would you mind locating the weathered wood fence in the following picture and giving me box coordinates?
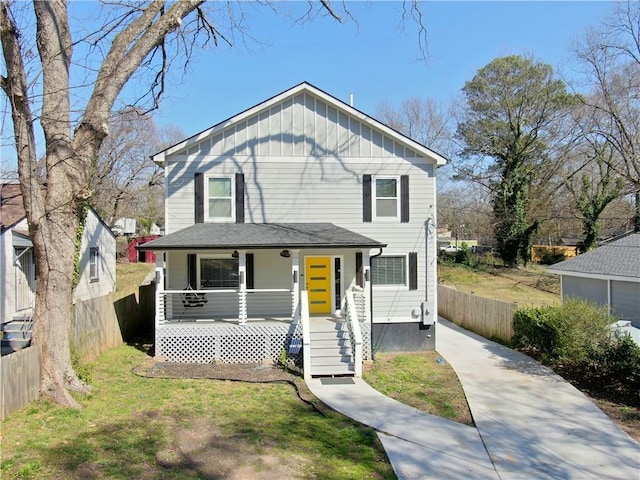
[1,282,154,420]
[1,346,41,421]
[438,284,516,344]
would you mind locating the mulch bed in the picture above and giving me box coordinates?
[134,359,298,383]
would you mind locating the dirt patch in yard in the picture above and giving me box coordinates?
[155,418,310,480]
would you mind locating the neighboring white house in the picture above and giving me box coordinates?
[140,82,446,377]
[547,233,640,326]
[1,183,117,329]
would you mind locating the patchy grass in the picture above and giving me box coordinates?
[1,346,394,480]
[114,262,154,299]
[438,263,560,306]
[364,352,473,426]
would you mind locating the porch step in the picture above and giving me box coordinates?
[309,318,355,377]
[1,318,33,356]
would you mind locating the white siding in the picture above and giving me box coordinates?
[163,92,439,324]
[561,276,608,306]
[1,219,31,324]
[611,280,640,325]
[74,209,116,302]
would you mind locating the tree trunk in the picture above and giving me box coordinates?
[635,191,640,233]
[30,199,86,407]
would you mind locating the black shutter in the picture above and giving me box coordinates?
[187,254,197,288]
[235,173,245,224]
[363,174,372,223]
[408,252,418,291]
[356,252,363,287]
[246,253,254,289]
[194,173,204,223]
[401,175,409,223]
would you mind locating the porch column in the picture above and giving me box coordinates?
[155,253,165,353]
[363,249,371,323]
[291,249,300,317]
[238,250,247,325]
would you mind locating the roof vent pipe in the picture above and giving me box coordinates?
[350,92,354,107]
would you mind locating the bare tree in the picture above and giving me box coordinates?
[1,0,426,407]
[375,97,453,157]
[573,0,640,231]
[92,109,184,227]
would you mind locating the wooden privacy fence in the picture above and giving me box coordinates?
[1,282,154,420]
[1,346,41,421]
[438,285,516,344]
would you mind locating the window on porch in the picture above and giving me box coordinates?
[199,257,239,289]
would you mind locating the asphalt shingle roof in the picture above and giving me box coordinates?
[138,223,386,250]
[0,183,25,232]
[547,234,640,280]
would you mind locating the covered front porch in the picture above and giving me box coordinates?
[139,223,384,372]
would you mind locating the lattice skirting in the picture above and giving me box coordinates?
[360,321,372,360]
[156,323,303,365]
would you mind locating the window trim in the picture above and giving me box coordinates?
[204,175,236,222]
[89,247,100,282]
[371,255,407,288]
[197,254,239,290]
[373,176,400,221]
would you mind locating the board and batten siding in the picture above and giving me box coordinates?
[163,91,438,325]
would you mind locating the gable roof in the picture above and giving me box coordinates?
[138,223,386,251]
[0,182,116,239]
[151,81,448,166]
[547,233,640,282]
[0,183,26,232]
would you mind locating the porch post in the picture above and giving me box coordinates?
[155,253,165,356]
[238,250,247,325]
[291,249,300,317]
[363,249,371,323]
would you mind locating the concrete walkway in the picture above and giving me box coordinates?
[307,319,640,479]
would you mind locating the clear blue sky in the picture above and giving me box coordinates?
[147,1,615,136]
[0,1,617,167]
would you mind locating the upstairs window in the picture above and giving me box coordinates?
[89,247,100,282]
[374,177,399,219]
[206,176,235,221]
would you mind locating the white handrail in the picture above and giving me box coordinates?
[163,288,291,294]
[300,290,311,380]
[346,290,363,377]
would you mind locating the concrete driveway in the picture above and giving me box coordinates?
[437,318,640,480]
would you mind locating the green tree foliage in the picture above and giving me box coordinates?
[456,55,575,266]
[565,143,624,252]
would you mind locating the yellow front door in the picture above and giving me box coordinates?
[305,257,332,314]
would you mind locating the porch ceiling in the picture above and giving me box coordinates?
[138,222,386,251]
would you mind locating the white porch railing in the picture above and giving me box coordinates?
[300,290,311,380]
[156,289,294,324]
[343,290,363,378]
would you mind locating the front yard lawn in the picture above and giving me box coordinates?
[0,346,394,480]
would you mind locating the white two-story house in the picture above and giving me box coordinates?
[140,82,446,378]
